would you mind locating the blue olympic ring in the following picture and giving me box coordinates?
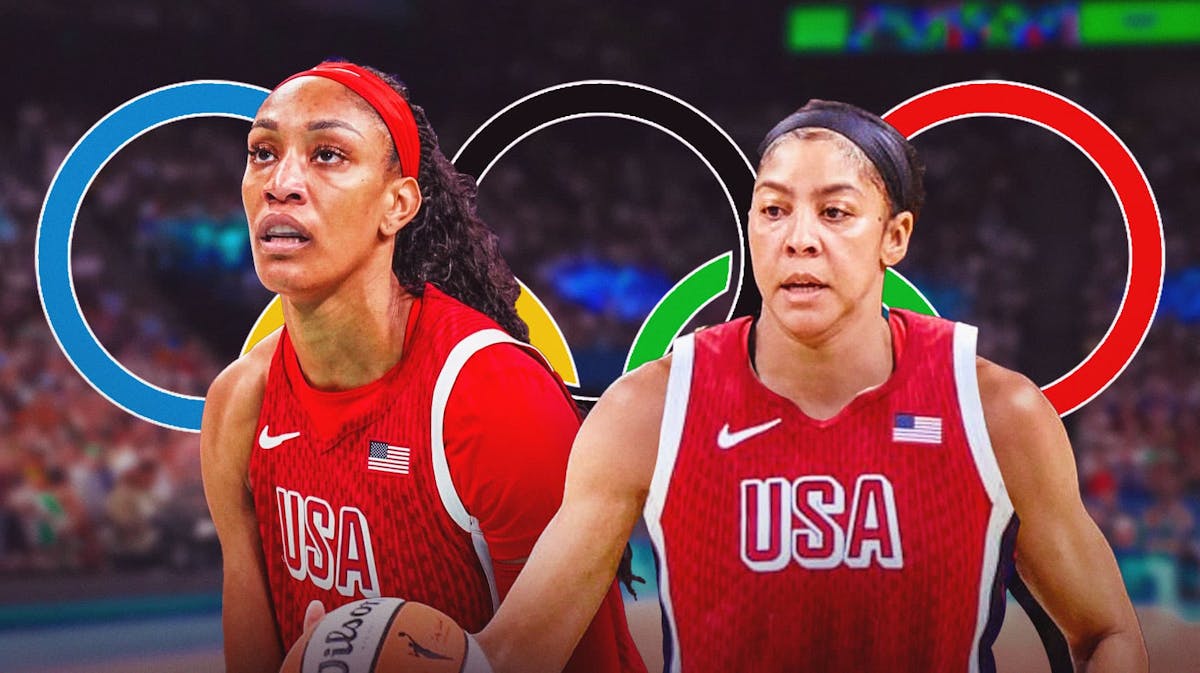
[35,81,270,432]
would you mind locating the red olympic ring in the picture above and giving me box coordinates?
[883,81,1163,416]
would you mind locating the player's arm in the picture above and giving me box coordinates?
[979,358,1147,672]
[200,339,282,673]
[473,357,668,673]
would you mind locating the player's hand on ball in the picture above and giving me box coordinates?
[303,600,327,633]
[279,597,492,673]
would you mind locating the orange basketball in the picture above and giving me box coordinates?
[280,597,490,673]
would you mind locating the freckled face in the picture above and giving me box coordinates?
[749,134,911,342]
[242,76,400,300]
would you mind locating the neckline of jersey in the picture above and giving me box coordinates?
[738,309,913,429]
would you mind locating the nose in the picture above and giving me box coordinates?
[263,150,307,205]
[784,213,821,257]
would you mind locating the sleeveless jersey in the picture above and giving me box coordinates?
[643,310,1018,673]
[249,285,545,648]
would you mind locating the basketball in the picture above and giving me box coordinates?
[280,597,491,673]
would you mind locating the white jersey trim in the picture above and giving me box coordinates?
[953,322,1016,673]
[431,328,542,613]
[643,332,695,673]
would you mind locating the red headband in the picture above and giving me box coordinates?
[278,61,421,178]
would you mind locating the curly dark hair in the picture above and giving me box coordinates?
[359,65,529,342]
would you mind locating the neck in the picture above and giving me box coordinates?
[752,304,894,421]
[282,267,414,391]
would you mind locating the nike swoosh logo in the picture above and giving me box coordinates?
[717,418,782,449]
[258,425,301,450]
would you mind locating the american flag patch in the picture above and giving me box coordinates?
[367,440,411,475]
[893,414,942,444]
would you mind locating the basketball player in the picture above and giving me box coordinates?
[475,100,1147,672]
[200,61,644,673]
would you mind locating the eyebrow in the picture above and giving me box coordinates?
[249,118,365,138]
[307,119,365,137]
[754,180,793,196]
[815,183,864,197]
[754,180,868,199]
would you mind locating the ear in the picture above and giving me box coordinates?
[380,175,422,238]
[880,210,913,267]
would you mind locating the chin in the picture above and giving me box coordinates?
[769,301,840,342]
[253,263,310,298]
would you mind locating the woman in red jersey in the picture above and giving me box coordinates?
[475,100,1147,673]
[200,61,644,673]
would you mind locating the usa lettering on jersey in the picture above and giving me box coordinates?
[740,474,903,571]
[276,487,381,597]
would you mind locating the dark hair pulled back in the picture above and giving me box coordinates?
[364,66,529,342]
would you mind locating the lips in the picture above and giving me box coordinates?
[255,213,312,254]
[780,272,828,293]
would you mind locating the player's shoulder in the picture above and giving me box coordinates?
[203,331,279,432]
[599,315,745,409]
[975,355,1053,425]
[448,338,576,422]
[459,339,547,377]
[975,355,1067,470]
[588,354,672,435]
[450,336,562,397]
[611,353,672,403]
[200,332,280,488]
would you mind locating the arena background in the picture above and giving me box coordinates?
[1,1,1198,671]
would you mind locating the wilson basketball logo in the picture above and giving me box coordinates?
[276,487,381,597]
[740,474,903,572]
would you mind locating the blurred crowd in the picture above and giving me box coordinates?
[0,103,223,576]
[1,64,1198,610]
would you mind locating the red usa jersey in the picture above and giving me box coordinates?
[249,285,543,648]
[643,310,1017,673]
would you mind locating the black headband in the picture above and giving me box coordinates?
[757,108,916,215]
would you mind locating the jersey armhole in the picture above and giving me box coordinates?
[642,332,694,673]
[952,322,1010,507]
[429,328,546,612]
[953,321,1019,673]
